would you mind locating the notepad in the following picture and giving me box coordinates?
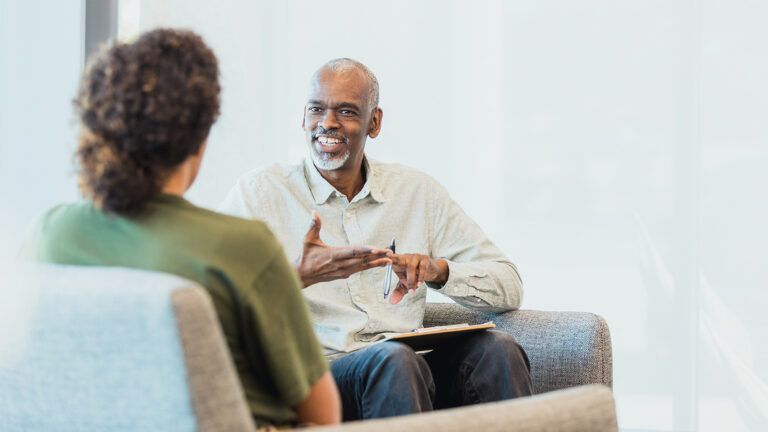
[385,321,495,351]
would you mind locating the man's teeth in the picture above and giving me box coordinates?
[317,136,342,144]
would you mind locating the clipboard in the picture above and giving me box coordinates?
[384,321,495,351]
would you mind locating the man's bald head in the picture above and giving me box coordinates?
[311,58,379,110]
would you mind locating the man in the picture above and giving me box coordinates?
[220,58,532,420]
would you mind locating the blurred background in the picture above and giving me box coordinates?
[1,1,766,430]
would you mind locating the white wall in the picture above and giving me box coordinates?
[128,1,768,430]
[0,0,764,430]
[698,1,768,429]
[0,1,82,262]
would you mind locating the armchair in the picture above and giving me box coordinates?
[423,304,613,394]
[0,264,616,432]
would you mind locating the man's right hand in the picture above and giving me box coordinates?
[295,212,392,287]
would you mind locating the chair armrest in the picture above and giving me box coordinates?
[172,287,256,432]
[310,385,617,432]
[423,304,612,394]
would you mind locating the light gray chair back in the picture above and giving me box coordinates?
[0,263,255,432]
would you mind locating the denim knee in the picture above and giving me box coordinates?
[368,341,423,370]
[358,342,435,417]
[366,342,432,385]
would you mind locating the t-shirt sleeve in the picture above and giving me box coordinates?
[242,247,328,407]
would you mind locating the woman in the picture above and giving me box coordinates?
[23,29,340,428]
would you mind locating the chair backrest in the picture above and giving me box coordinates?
[0,263,254,432]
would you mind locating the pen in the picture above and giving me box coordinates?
[382,238,396,298]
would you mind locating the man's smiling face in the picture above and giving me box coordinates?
[302,68,375,172]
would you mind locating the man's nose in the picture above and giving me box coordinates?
[318,109,340,130]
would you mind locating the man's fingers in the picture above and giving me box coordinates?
[365,257,392,269]
[304,211,323,243]
[333,246,390,260]
[334,257,391,274]
[406,255,419,290]
[418,257,429,285]
[389,254,433,287]
[389,254,412,273]
[392,270,409,287]
[332,246,370,260]
[389,282,408,305]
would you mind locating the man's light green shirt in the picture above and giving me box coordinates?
[220,158,523,357]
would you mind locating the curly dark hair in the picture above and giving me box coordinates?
[74,28,220,215]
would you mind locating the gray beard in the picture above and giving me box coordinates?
[311,147,350,170]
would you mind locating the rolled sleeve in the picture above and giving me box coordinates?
[427,259,523,312]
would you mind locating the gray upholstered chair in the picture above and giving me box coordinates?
[422,304,613,395]
[0,264,617,432]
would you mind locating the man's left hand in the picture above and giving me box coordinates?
[389,254,449,304]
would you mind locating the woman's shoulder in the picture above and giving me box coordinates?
[21,201,103,260]
[35,201,101,232]
[187,205,284,261]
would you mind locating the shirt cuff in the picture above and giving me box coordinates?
[425,260,486,298]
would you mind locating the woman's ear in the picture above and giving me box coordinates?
[196,140,208,157]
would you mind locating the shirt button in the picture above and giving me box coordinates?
[354,295,361,302]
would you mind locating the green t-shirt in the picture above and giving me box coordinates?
[23,194,328,427]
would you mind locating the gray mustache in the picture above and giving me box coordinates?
[312,127,347,142]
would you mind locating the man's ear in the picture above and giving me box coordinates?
[368,107,383,139]
[301,108,306,129]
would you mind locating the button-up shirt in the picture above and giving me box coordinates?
[219,157,523,356]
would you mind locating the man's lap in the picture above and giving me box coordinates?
[330,330,527,383]
[328,331,531,419]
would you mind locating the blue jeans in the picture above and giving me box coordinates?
[330,330,533,420]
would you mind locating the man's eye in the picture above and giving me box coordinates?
[307,107,322,113]
[339,110,356,116]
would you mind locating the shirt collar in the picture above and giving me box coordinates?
[303,156,387,205]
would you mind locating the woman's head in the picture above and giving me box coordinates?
[75,28,220,215]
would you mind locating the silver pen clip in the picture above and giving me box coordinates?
[382,238,396,298]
